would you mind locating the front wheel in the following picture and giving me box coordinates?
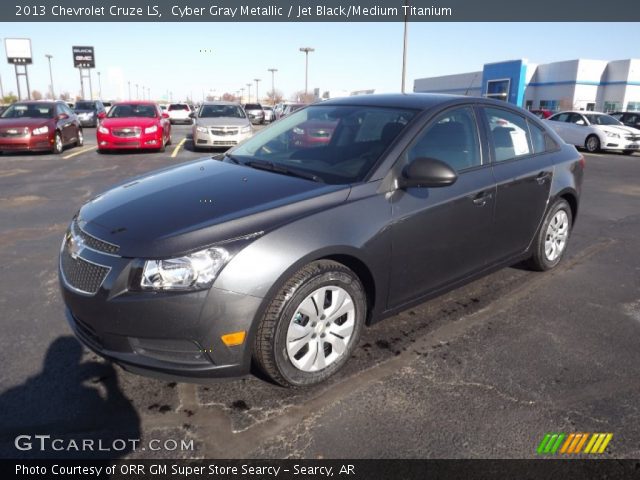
[622,150,635,155]
[585,135,600,153]
[76,128,84,147]
[527,199,573,271]
[52,132,63,154]
[254,260,366,387]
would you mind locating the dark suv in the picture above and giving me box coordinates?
[243,103,265,125]
[610,111,640,130]
[74,100,106,127]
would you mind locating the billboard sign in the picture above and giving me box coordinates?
[72,46,95,68]
[5,38,32,64]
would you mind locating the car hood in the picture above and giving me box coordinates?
[78,159,349,258]
[196,118,250,127]
[0,118,51,128]
[101,117,158,128]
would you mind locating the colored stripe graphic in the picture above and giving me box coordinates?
[538,433,612,455]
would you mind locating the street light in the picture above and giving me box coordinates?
[45,54,55,99]
[299,47,315,97]
[246,83,252,103]
[97,71,102,99]
[135,83,139,100]
[128,81,131,100]
[401,0,409,93]
[240,87,245,103]
[254,78,261,103]
[268,68,278,104]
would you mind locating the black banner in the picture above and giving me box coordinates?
[4,459,640,480]
[3,0,640,22]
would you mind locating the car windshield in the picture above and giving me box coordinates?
[0,103,55,119]
[75,101,95,110]
[584,114,621,126]
[244,104,261,110]
[228,105,416,185]
[199,105,245,118]
[107,104,157,118]
[169,104,189,111]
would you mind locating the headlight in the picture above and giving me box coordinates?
[196,126,208,133]
[605,131,620,139]
[32,126,49,135]
[141,247,230,291]
[98,126,109,134]
[144,125,158,134]
[241,125,251,134]
[292,127,305,135]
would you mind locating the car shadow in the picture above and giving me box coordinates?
[0,337,140,459]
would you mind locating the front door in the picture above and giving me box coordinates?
[388,106,496,308]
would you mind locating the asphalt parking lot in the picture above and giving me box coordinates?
[0,125,639,459]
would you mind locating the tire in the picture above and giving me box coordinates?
[166,134,172,146]
[52,132,63,154]
[254,260,366,387]
[622,150,635,155]
[585,135,600,153]
[526,199,573,271]
[76,128,84,147]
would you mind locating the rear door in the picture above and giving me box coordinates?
[480,106,554,262]
[388,105,496,307]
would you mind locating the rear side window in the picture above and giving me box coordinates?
[550,113,570,123]
[528,121,546,154]
[483,107,532,163]
[408,106,481,172]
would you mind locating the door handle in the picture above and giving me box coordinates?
[536,171,552,185]
[471,191,493,206]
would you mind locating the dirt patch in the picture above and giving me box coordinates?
[0,169,30,178]
[0,195,46,208]
[608,185,640,197]
[0,223,67,249]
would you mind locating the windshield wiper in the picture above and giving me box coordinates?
[223,153,242,164]
[244,160,324,183]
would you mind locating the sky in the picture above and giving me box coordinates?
[0,22,638,102]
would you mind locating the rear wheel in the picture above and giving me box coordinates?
[527,199,573,271]
[76,129,84,147]
[254,260,366,387]
[623,150,635,155]
[52,132,63,154]
[585,135,600,153]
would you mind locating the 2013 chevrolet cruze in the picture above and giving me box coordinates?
[59,94,584,387]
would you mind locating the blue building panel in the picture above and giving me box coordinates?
[482,60,528,107]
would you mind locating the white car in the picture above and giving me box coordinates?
[167,103,193,125]
[192,101,253,150]
[546,111,640,154]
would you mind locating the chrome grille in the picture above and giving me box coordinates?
[213,140,237,146]
[624,135,640,142]
[0,128,29,138]
[72,221,119,255]
[112,127,141,138]
[210,128,239,136]
[60,248,110,295]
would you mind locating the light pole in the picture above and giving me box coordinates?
[135,83,139,100]
[147,87,150,101]
[97,71,102,99]
[45,54,55,99]
[401,0,409,93]
[299,47,315,97]
[240,87,245,103]
[268,68,277,104]
[254,78,261,103]
[128,81,131,100]
[246,83,252,103]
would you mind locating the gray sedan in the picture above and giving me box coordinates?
[191,102,253,150]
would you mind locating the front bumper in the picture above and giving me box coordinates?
[97,131,164,150]
[59,225,262,382]
[193,128,251,148]
[0,134,52,152]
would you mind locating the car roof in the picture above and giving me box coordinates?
[318,93,518,111]
[113,101,157,105]
[201,101,239,106]
[553,110,608,115]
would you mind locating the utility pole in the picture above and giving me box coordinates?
[135,83,139,100]
[97,71,102,99]
[246,83,252,103]
[45,54,55,99]
[401,0,409,93]
[268,68,278,104]
[299,47,315,96]
[254,78,261,103]
[240,87,245,103]
[128,81,131,100]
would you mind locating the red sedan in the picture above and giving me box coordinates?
[291,119,338,148]
[0,101,83,154]
[97,102,171,153]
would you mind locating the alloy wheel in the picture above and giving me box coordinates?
[544,209,569,261]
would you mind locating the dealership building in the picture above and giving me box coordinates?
[413,58,640,112]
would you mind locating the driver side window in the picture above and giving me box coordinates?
[407,107,481,172]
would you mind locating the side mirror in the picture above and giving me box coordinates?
[97,112,106,119]
[162,112,170,119]
[57,113,69,120]
[398,157,457,189]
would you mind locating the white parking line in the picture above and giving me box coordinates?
[62,146,97,160]
[171,138,186,158]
